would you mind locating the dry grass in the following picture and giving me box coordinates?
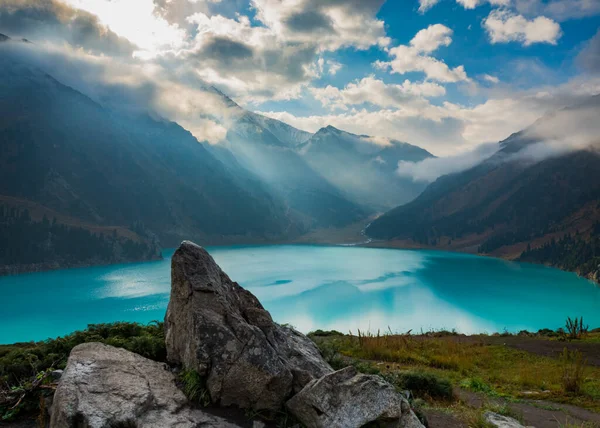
[312,330,600,412]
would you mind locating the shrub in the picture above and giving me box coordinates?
[460,377,495,395]
[560,348,587,394]
[308,330,344,337]
[564,317,589,340]
[387,371,453,401]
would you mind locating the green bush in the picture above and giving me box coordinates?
[461,377,495,395]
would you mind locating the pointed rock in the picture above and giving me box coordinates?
[165,241,332,411]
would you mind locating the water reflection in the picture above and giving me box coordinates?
[1,245,599,344]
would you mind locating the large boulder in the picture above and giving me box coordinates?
[286,366,425,428]
[50,342,241,428]
[164,241,332,411]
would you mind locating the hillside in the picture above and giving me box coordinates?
[0,55,299,272]
[366,99,600,280]
[207,99,368,229]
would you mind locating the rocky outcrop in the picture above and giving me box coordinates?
[50,342,241,428]
[286,366,424,428]
[51,240,425,428]
[165,241,332,411]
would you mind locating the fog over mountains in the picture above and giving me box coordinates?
[0,34,429,259]
[1,31,600,277]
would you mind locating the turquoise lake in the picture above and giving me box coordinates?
[1,245,599,344]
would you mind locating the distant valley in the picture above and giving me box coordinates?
[1,32,599,282]
[0,34,431,273]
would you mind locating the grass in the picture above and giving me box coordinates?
[309,328,600,425]
[180,369,211,407]
[0,321,165,421]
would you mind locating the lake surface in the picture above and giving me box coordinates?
[1,245,599,344]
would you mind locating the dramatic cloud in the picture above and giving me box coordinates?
[310,76,446,111]
[374,24,469,83]
[62,0,186,57]
[483,9,562,46]
[175,0,388,101]
[251,0,389,51]
[259,76,600,155]
[0,0,137,56]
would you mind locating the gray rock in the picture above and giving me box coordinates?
[286,366,425,428]
[50,342,241,428]
[484,411,530,428]
[50,369,63,381]
[165,241,332,411]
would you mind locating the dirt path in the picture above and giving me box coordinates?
[453,389,600,428]
[447,335,600,367]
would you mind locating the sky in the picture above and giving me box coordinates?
[0,0,599,155]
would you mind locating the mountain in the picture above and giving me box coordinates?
[0,54,299,272]
[209,108,368,229]
[299,126,434,209]
[366,97,600,279]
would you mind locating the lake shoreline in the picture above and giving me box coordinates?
[359,239,600,285]
[0,254,164,277]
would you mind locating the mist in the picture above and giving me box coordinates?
[0,37,238,144]
[396,143,500,182]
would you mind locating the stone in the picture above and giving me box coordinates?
[165,241,332,411]
[484,411,530,428]
[286,366,425,428]
[50,342,241,428]
[50,369,63,381]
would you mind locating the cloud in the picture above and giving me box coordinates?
[577,29,600,74]
[310,76,446,111]
[397,143,500,182]
[514,0,600,21]
[483,74,500,83]
[176,0,388,102]
[1,39,239,145]
[375,24,469,83]
[326,60,342,76]
[483,9,562,46]
[250,0,389,51]
[456,0,510,8]
[1,0,387,103]
[258,75,600,155]
[511,95,600,162]
[419,0,510,13]
[0,0,137,56]
[418,0,441,13]
[410,24,453,53]
[61,0,187,57]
